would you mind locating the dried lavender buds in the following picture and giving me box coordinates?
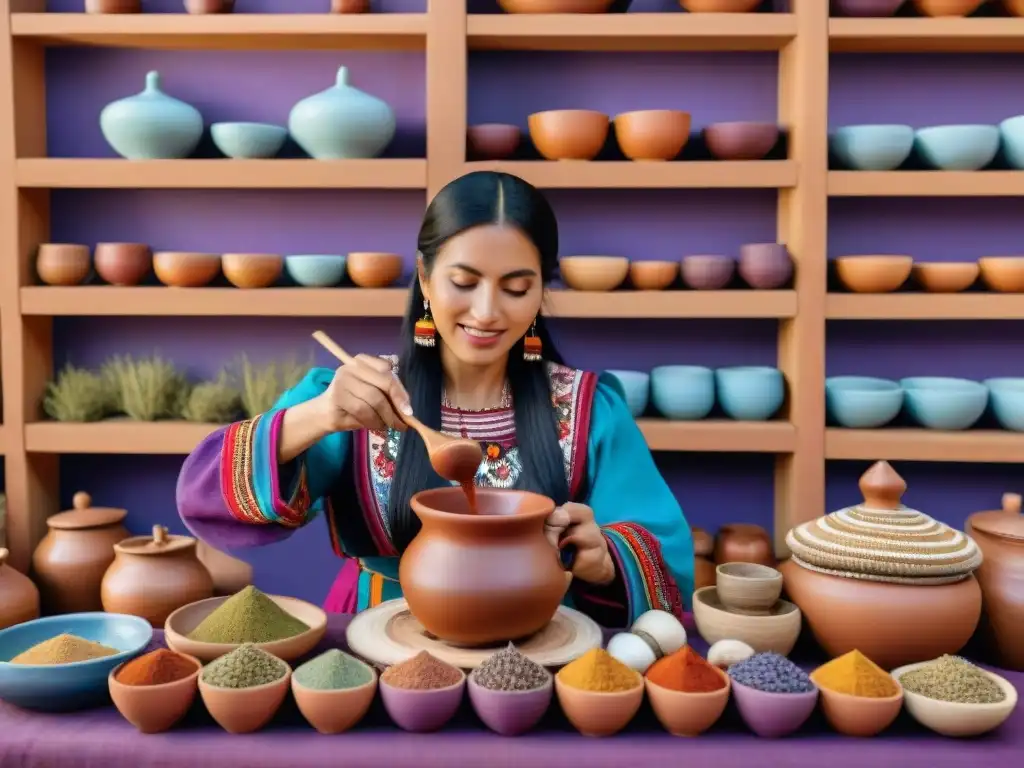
[728,652,815,694]
[473,643,550,692]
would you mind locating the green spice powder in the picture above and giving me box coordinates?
[294,649,374,691]
[899,655,1006,704]
[187,586,310,644]
[201,644,286,689]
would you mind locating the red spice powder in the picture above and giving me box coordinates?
[115,649,197,686]
[646,646,726,693]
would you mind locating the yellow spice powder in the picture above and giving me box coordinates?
[558,648,639,692]
[10,633,118,665]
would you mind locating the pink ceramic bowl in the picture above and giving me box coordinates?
[467,124,521,160]
[682,254,736,290]
[703,122,779,161]
[468,671,553,737]
[379,672,466,733]
[730,678,819,738]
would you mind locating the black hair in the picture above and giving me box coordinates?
[387,171,569,551]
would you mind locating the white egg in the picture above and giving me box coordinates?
[707,639,756,669]
[631,609,687,655]
[606,632,656,674]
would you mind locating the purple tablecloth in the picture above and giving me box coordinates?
[1,614,1020,768]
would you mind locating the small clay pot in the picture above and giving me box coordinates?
[347,252,403,288]
[331,0,371,11]
[704,122,780,161]
[94,243,152,286]
[184,0,235,12]
[467,124,521,161]
[222,253,283,289]
[692,527,714,558]
[682,254,735,290]
[528,110,609,161]
[154,252,221,288]
[832,0,906,15]
[978,257,1024,292]
[680,0,760,11]
[629,260,678,290]
[834,255,912,293]
[85,0,141,12]
[912,0,984,15]
[911,262,979,293]
[36,243,91,286]
[738,243,793,290]
[0,547,40,630]
[713,523,775,567]
[614,110,691,162]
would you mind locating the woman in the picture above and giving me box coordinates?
[177,170,694,627]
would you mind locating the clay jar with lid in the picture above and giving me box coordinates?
[102,524,215,625]
[714,523,775,568]
[32,491,130,614]
[0,547,40,630]
[399,487,571,646]
[966,493,1024,671]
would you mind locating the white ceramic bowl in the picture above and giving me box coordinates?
[892,661,1018,737]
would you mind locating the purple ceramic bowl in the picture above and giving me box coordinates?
[738,243,793,290]
[831,0,905,16]
[703,122,780,161]
[682,254,736,290]
[468,672,553,737]
[730,679,819,738]
[379,674,466,733]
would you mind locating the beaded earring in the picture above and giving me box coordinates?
[413,300,436,348]
[523,319,542,362]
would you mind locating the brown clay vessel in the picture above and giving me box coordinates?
[911,262,979,293]
[738,243,793,290]
[1008,0,1024,16]
[86,0,141,11]
[614,110,691,161]
[94,243,152,286]
[834,255,912,293]
[498,0,615,11]
[528,110,609,161]
[560,256,630,291]
[714,524,775,567]
[222,253,283,289]
[912,0,984,15]
[154,252,221,287]
[978,257,1024,292]
[692,526,717,589]
[467,124,521,160]
[703,122,779,161]
[347,252,403,288]
[184,0,234,11]
[680,0,760,10]
[629,260,678,290]
[0,547,40,630]
[36,243,91,286]
[331,0,370,10]
[682,254,735,290]
[31,491,130,614]
[196,541,253,596]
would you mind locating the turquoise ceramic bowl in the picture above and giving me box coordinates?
[998,115,1024,169]
[605,370,650,418]
[831,125,914,171]
[826,376,904,429]
[650,366,715,421]
[211,122,288,159]
[285,254,347,287]
[0,613,152,711]
[900,377,988,431]
[716,366,784,421]
[983,378,1024,432]
[914,125,1000,171]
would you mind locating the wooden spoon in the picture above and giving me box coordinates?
[311,330,484,486]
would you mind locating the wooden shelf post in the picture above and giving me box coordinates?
[425,0,466,200]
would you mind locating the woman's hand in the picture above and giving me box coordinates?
[545,503,615,586]
[320,354,413,433]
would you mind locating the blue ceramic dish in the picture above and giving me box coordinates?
[650,366,715,421]
[826,376,904,429]
[983,378,1024,432]
[285,255,347,287]
[604,370,650,418]
[831,125,914,171]
[900,377,988,431]
[0,613,153,712]
[998,115,1024,169]
[914,125,1000,171]
[716,367,785,422]
[211,122,288,159]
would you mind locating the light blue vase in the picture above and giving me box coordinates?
[288,66,396,160]
[99,71,204,160]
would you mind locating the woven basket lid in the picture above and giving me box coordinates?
[786,461,982,585]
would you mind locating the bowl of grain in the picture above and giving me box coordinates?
[291,649,378,735]
[378,651,467,733]
[198,644,292,734]
[554,648,645,737]
[468,644,553,737]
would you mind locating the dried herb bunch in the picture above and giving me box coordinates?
[181,371,242,423]
[43,363,115,422]
[234,354,308,418]
[102,354,189,421]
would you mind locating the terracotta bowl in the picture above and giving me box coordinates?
[703,122,779,161]
[681,0,761,10]
[832,0,907,15]
[979,257,1024,292]
[911,262,979,293]
[629,260,678,290]
[222,253,283,289]
[554,673,644,737]
[891,662,1017,737]
[560,256,629,291]
[36,243,91,286]
[834,255,913,293]
[692,586,801,655]
[347,252,404,288]
[816,682,904,738]
[911,0,984,16]
[164,594,327,663]
[715,562,783,614]
[185,0,235,12]
[1008,0,1024,16]
[198,662,291,734]
[731,679,819,738]
[614,110,691,161]
[94,243,151,286]
[497,0,615,12]
[379,673,466,733]
[528,110,610,161]
[681,254,735,290]
[108,653,202,734]
[85,0,140,11]
[153,252,221,288]
[468,671,553,737]
[291,668,378,735]
[645,671,731,737]
[467,124,521,160]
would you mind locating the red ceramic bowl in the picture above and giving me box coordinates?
[704,122,779,161]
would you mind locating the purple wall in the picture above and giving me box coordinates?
[39,7,1024,604]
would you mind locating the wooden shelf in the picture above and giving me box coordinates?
[10,13,427,50]
[830,18,1024,53]
[826,429,1024,464]
[638,419,795,453]
[465,161,796,189]
[20,287,797,319]
[829,171,1024,197]
[15,159,428,189]
[826,293,1024,321]
[467,13,797,52]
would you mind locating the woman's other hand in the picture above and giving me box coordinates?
[545,503,615,586]
[321,354,413,433]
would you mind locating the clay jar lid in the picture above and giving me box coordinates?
[785,461,982,585]
[47,491,127,530]
[115,524,197,556]
[969,493,1024,541]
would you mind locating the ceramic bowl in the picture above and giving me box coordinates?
[681,254,735,290]
[1007,0,1024,16]
[559,256,629,291]
[998,115,1024,169]
[715,366,785,421]
[379,672,467,733]
[0,612,153,711]
[222,253,283,289]
[692,587,802,656]
[912,0,985,16]
[86,0,141,11]
[900,376,989,431]
[915,125,1000,171]
[629,260,678,290]
[892,661,1017,737]
[153,252,221,288]
[730,678,819,738]
[614,110,691,161]
[681,0,761,12]
[817,681,904,737]
[605,370,650,418]
[715,562,783,614]
[645,670,731,737]
[164,594,327,663]
[978,256,1024,292]
[94,243,151,286]
[650,365,715,421]
[834,255,913,293]
[738,243,793,290]
[831,0,907,16]
[108,652,201,733]
[528,110,610,161]
[291,666,378,735]
[554,673,644,737]
[911,262,979,293]
[199,662,291,734]
[211,122,288,159]
[284,254,347,287]
[703,122,779,161]
[498,0,615,11]
[468,670,553,737]
[467,123,521,160]
[984,378,1024,431]
[186,0,236,11]
[830,125,914,170]
[826,376,904,429]
[35,243,91,286]
[347,252,403,288]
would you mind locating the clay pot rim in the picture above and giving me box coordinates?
[555,670,642,697]
[730,676,819,699]
[716,562,781,582]
[561,255,628,264]
[410,487,555,524]
[529,109,609,120]
[38,242,89,250]
[891,662,1017,713]
[347,252,402,260]
[979,256,1024,264]
[468,122,520,131]
[693,585,799,619]
[682,253,735,262]
[95,242,150,248]
[47,506,128,530]
[379,670,466,695]
[222,253,283,260]
[911,261,978,270]
[198,664,292,694]
[154,251,220,260]
[630,259,677,268]
[704,121,779,131]
[644,666,731,698]
[114,534,198,556]
[814,678,904,705]
[468,668,553,694]
[614,109,692,121]
[291,665,378,695]
[108,651,203,692]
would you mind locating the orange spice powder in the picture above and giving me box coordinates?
[646,646,726,693]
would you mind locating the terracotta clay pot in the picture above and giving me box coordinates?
[738,242,793,290]
[629,260,678,290]
[346,252,403,288]
[153,252,221,288]
[85,0,141,12]
[184,0,235,12]
[528,110,610,161]
[467,124,521,161]
[703,122,779,161]
[94,242,152,286]
[101,524,215,626]
[31,491,130,614]
[834,255,913,293]
[682,254,735,290]
[222,253,283,289]
[912,0,984,15]
[680,0,760,10]
[331,0,371,12]
[399,487,571,646]
[1008,0,1024,16]
[966,493,1024,671]
[692,527,716,590]
[614,110,691,162]
[0,547,40,630]
[36,243,91,286]
[714,524,775,567]
[978,257,1024,293]
[196,540,253,596]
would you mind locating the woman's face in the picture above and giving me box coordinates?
[420,224,544,367]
